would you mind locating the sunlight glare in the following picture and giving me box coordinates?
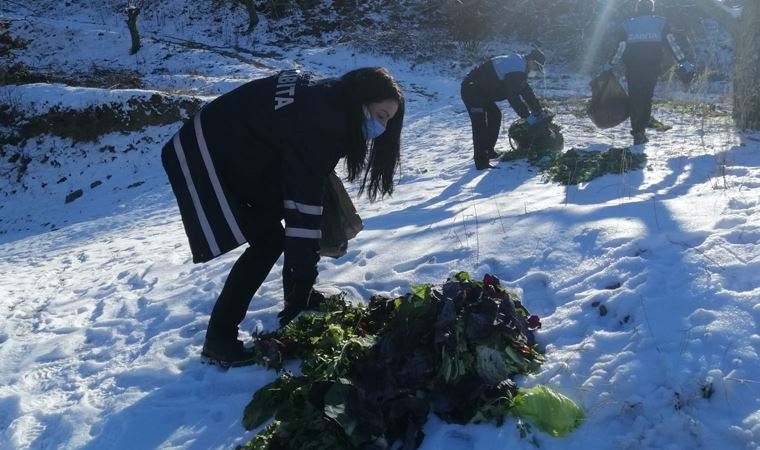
[580,0,622,75]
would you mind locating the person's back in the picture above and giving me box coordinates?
[607,0,690,145]
[491,54,528,79]
[466,54,528,102]
[621,14,668,66]
[202,71,346,169]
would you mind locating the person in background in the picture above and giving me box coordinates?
[461,49,548,170]
[607,0,694,145]
[162,67,404,368]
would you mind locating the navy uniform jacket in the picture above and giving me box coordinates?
[463,54,542,118]
[611,14,686,68]
[162,70,349,282]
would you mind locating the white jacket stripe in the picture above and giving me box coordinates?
[173,133,221,256]
[666,34,685,62]
[285,227,322,239]
[284,200,323,215]
[194,112,246,245]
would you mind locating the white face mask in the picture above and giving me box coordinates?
[362,105,386,140]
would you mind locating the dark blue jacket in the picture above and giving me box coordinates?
[162,70,350,281]
[611,14,685,68]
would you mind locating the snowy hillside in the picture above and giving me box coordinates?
[1,2,759,449]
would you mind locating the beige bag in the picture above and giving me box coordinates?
[320,172,363,258]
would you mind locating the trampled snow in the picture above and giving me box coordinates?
[1,3,759,450]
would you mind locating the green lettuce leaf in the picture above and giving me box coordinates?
[511,385,584,437]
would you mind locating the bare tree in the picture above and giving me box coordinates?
[696,0,760,129]
[125,3,141,54]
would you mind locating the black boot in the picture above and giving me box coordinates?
[475,158,497,170]
[201,337,257,368]
[278,271,328,327]
[277,290,328,327]
[279,271,311,327]
[632,130,649,145]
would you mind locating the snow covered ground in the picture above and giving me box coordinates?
[1,3,759,449]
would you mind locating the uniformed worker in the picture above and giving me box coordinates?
[162,67,404,367]
[461,49,548,169]
[608,0,694,145]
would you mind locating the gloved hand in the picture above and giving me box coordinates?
[526,110,549,126]
[677,61,696,85]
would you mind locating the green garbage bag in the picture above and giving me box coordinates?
[511,385,584,437]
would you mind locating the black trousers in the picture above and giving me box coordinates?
[461,81,501,164]
[205,210,284,342]
[626,65,659,133]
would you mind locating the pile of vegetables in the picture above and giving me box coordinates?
[541,147,647,185]
[239,272,583,449]
[501,145,646,185]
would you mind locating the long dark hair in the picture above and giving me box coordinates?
[340,67,404,202]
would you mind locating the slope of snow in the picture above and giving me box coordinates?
[1,3,759,449]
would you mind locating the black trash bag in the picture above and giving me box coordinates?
[587,70,630,129]
[320,171,363,258]
[508,114,564,153]
[675,61,695,86]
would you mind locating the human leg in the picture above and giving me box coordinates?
[462,82,496,169]
[626,66,658,144]
[484,102,502,158]
[205,242,282,341]
[203,219,284,366]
